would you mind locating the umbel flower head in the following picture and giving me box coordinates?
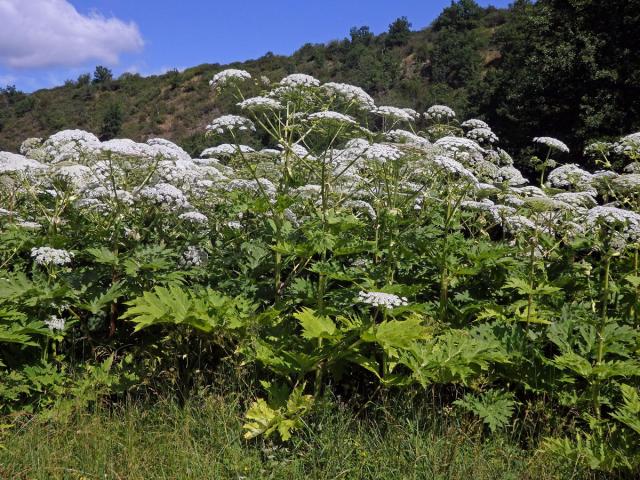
[358,291,408,309]
[31,247,74,266]
[45,315,66,331]
[425,105,456,122]
[533,137,569,153]
[237,96,282,112]
[210,69,252,89]
[206,115,256,135]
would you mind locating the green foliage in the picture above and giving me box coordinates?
[123,285,253,333]
[92,65,113,85]
[455,389,516,433]
[99,102,124,140]
[243,384,313,441]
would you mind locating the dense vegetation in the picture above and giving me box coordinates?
[2,65,640,477]
[1,0,639,171]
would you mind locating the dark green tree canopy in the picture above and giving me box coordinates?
[93,66,113,85]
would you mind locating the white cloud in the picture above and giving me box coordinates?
[0,0,144,69]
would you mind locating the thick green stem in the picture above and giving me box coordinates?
[593,252,611,418]
[634,247,639,325]
[439,192,452,321]
[526,239,536,330]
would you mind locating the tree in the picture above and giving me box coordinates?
[350,26,373,45]
[93,66,113,85]
[77,73,91,86]
[432,0,483,32]
[430,28,482,88]
[1,85,25,105]
[100,102,123,140]
[386,17,412,47]
[480,0,640,165]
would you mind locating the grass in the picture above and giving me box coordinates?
[0,389,589,480]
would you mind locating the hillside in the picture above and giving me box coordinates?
[0,7,506,156]
[1,0,639,164]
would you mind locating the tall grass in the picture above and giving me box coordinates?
[2,392,584,480]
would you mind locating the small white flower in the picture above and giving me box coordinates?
[362,143,403,163]
[237,96,282,111]
[179,211,208,224]
[342,200,377,220]
[322,82,376,110]
[461,119,490,130]
[425,105,456,122]
[280,73,320,87]
[466,127,499,145]
[308,111,356,125]
[533,137,569,153]
[358,291,408,309]
[210,69,251,89]
[31,247,74,266]
[200,144,254,157]
[137,183,190,210]
[374,106,415,123]
[385,130,431,148]
[180,246,209,268]
[45,315,65,331]
[206,115,256,135]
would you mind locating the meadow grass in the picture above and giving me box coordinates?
[1,390,590,480]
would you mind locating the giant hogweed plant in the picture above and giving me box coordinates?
[2,69,640,472]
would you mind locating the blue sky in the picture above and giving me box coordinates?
[0,0,511,92]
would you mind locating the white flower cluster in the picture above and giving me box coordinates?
[137,183,190,210]
[431,156,478,184]
[295,184,322,199]
[237,96,282,111]
[358,291,408,309]
[146,138,192,162]
[323,82,376,110]
[31,247,74,266]
[40,129,101,164]
[546,164,594,191]
[225,178,276,197]
[362,143,403,163]
[180,246,209,268]
[611,174,640,193]
[503,215,537,234]
[19,137,43,156]
[343,200,377,219]
[200,144,255,158]
[45,315,66,331]
[179,211,208,224]
[613,133,640,155]
[374,106,415,123]
[466,128,499,145]
[54,164,95,190]
[425,105,456,122]
[435,136,485,157]
[385,130,431,148]
[280,73,320,87]
[0,151,46,174]
[584,206,640,247]
[497,166,528,186]
[552,192,597,210]
[533,137,570,153]
[586,206,640,229]
[210,69,252,89]
[206,115,256,135]
[461,119,490,130]
[308,111,356,125]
